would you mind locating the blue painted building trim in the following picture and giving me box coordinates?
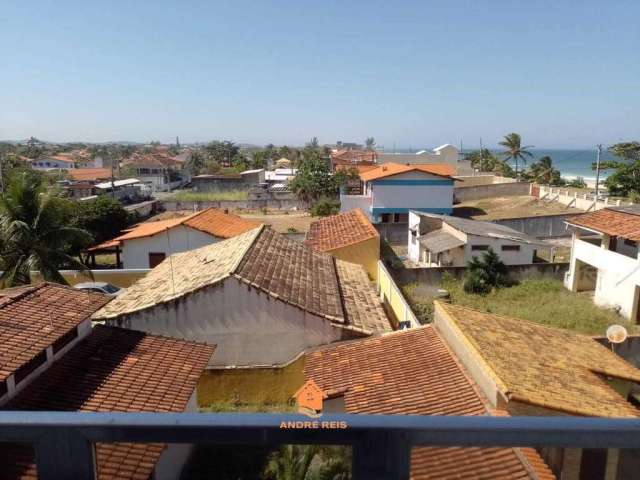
[371,179,453,186]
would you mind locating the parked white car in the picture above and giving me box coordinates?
[74,282,124,296]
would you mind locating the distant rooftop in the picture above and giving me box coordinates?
[360,163,455,182]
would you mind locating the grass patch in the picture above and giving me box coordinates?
[439,277,634,335]
[169,189,249,201]
[200,401,295,413]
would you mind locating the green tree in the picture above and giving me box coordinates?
[527,156,563,185]
[463,248,511,295]
[75,196,131,245]
[599,142,640,196]
[566,177,587,188]
[466,148,500,173]
[306,137,320,149]
[231,152,251,172]
[365,137,376,151]
[499,133,533,179]
[0,171,92,287]
[251,150,270,169]
[264,445,318,480]
[205,140,239,166]
[185,151,206,175]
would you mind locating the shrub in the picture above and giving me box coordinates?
[463,248,511,295]
[310,197,340,216]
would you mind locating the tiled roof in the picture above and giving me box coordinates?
[47,155,75,164]
[123,152,181,168]
[67,168,112,182]
[331,149,377,163]
[95,208,259,245]
[93,226,391,334]
[305,209,379,252]
[437,302,640,417]
[334,259,390,333]
[567,207,640,241]
[93,227,261,319]
[360,163,456,182]
[304,327,555,480]
[0,283,111,382]
[0,325,214,479]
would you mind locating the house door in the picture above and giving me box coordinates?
[148,252,166,268]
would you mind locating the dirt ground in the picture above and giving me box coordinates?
[454,195,583,220]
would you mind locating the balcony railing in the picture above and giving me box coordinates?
[2,412,640,480]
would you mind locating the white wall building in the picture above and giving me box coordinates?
[408,211,550,267]
[29,155,76,170]
[378,144,473,174]
[564,206,640,322]
[93,226,392,367]
[340,163,455,224]
[87,208,259,269]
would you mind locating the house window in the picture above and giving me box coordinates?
[579,449,608,480]
[624,238,637,247]
[380,213,391,223]
[0,380,7,398]
[52,326,79,354]
[393,213,409,223]
[148,252,166,268]
[501,245,521,252]
[14,350,47,384]
[471,245,490,251]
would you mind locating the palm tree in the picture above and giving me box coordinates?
[498,133,533,179]
[0,171,92,287]
[528,156,561,185]
[264,445,318,480]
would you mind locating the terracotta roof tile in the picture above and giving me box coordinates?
[360,163,456,182]
[94,226,392,334]
[436,302,640,417]
[123,152,181,168]
[67,168,112,182]
[568,207,640,241]
[331,149,377,163]
[305,209,379,252]
[304,327,555,479]
[0,325,214,480]
[0,283,111,382]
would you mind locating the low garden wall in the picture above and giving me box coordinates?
[160,199,307,211]
[453,181,532,202]
[392,262,570,286]
[492,212,584,238]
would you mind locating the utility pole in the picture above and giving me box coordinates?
[595,144,603,198]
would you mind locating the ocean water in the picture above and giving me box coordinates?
[390,147,620,182]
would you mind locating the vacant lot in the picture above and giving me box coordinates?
[454,195,583,220]
[167,189,249,201]
[403,277,634,335]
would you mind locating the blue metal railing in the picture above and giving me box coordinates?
[2,412,640,480]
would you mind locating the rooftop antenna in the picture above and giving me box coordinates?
[606,324,628,352]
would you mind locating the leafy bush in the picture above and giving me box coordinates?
[463,248,511,295]
[310,197,340,216]
[75,195,131,244]
[566,176,587,188]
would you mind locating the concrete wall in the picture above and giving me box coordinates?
[161,199,306,211]
[378,144,459,166]
[463,234,537,265]
[339,194,372,216]
[329,236,380,281]
[493,213,583,238]
[107,276,358,367]
[565,237,640,320]
[377,261,419,327]
[121,225,216,269]
[536,185,634,212]
[453,175,518,188]
[374,222,408,243]
[393,262,570,286]
[453,181,531,202]
[192,176,247,192]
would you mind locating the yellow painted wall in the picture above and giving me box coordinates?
[197,356,305,407]
[329,236,380,281]
[378,261,418,327]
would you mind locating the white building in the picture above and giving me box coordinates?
[340,163,455,224]
[92,226,393,367]
[87,208,259,269]
[29,155,76,170]
[377,144,474,173]
[564,206,640,322]
[408,212,550,267]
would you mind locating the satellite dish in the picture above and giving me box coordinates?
[606,325,628,344]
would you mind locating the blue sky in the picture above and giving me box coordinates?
[1,0,638,148]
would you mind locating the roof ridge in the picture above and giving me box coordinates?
[332,256,349,324]
[230,224,266,275]
[95,324,217,349]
